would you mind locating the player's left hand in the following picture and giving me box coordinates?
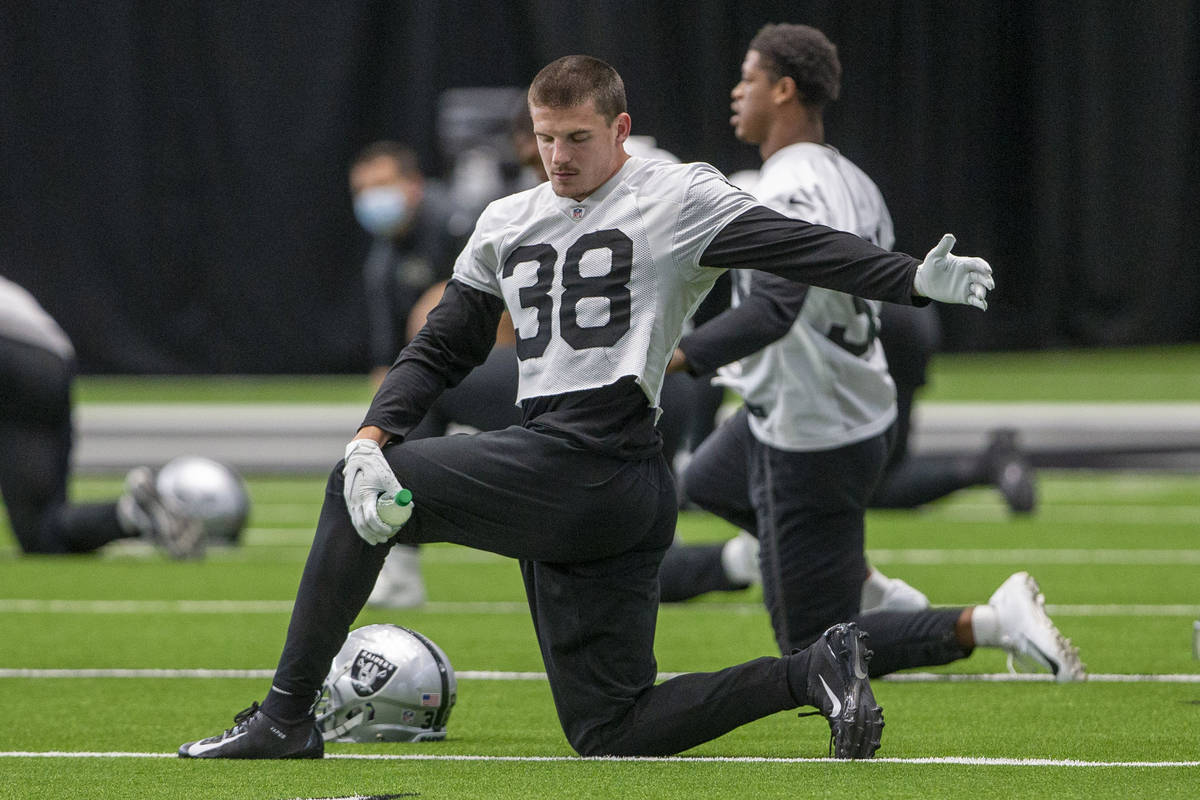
[913,233,994,310]
[342,438,402,545]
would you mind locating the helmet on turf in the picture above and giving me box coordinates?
[154,456,250,546]
[315,624,456,743]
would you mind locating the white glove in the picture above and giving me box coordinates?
[913,233,995,310]
[342,439,403,545]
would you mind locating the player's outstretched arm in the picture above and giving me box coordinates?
[913,234,994,310]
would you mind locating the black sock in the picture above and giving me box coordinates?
[783,647,813,707]
[260,686,318,724]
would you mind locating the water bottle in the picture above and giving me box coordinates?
[376,488,414,526]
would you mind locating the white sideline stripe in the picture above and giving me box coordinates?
[867,548,1200,565]
[2,668,1198,684]
[926,505,1200,525]
[0,751,1196,767]
[2,599,1199,616]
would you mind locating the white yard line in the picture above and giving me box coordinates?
[2,598,1199,616]
[1,668,1197,683]
[918,505,1200,524]
[866,548,1200,565]
[0,750,1196,767]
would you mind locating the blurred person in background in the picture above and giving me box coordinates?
[350,141,463,601]
[349,141,462,386]
[0,274,202,558]
[874,302,1035,511]
[659,29,1035,604]
[653,24,1079,687]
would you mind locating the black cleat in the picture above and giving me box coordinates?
[984,429,1037,514]
[801,623,884,759]
[178,702,324,759]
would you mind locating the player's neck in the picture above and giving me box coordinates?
[759,113,823,162]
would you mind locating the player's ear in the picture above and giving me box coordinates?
[773,75,798,105]
[614,112,632,143]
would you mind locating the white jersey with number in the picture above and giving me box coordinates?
[453,156,756,410]
[0,275,75,360]
[718,142,897,451]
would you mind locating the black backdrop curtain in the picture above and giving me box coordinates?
[1,1,1196,373]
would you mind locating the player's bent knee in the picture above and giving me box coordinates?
[566,720,663,758]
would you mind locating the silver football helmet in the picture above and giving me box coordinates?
[154,456,250,546]
[316,624,456,743]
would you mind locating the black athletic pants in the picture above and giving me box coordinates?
[0,337,125,553]
[683,409,968,674]
[271,425,798,756]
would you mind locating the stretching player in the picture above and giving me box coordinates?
[0,274,201,558]
[180,54,994,760]
[659,24,1080,682]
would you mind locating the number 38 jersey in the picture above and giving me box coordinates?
[453,156,755,410]
[720,143,897,451]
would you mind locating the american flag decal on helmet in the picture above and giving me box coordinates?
[420,692,441,707]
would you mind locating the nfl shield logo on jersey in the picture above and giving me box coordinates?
[350,649,397,696]
[571,206,585,221]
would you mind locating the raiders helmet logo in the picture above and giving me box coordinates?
[350,649,398,697]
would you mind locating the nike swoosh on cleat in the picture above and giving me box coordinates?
[186,731,247,756]
[818,675,842,718]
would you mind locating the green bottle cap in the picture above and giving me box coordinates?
[395,488,413,506]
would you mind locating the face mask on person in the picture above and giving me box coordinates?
[354,186,410,238]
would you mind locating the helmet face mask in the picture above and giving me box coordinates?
[316,624,457,743]
[154,456,250,546]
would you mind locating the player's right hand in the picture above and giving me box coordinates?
[913,233,994,310]
[342,439,403,545]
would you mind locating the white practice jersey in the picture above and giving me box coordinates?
[718,143,897,451]
[453,156,756,410]
[0,275,74,360]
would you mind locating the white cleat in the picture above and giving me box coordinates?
[864,576,930,613]
[988,571,1085,682]
[367,544,426,609]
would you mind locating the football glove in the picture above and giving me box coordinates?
[342,439,404,545]
[913,233,994,310]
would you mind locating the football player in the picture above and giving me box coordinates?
[658,24,1079,681]
[0,274,202,558]
[180,54,994,761]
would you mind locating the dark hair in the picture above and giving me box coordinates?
[528,55,627,123]
[351,140,422,178]
[749,23,841,109]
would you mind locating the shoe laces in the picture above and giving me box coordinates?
[223,701,261,736]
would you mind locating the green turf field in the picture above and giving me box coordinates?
[67,344,1200,404]
[2,472,1198,798]
[2,351,1199,798]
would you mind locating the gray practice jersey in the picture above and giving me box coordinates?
[453,157,754,411]
[0,275,75,360]
[717,143,898,451]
